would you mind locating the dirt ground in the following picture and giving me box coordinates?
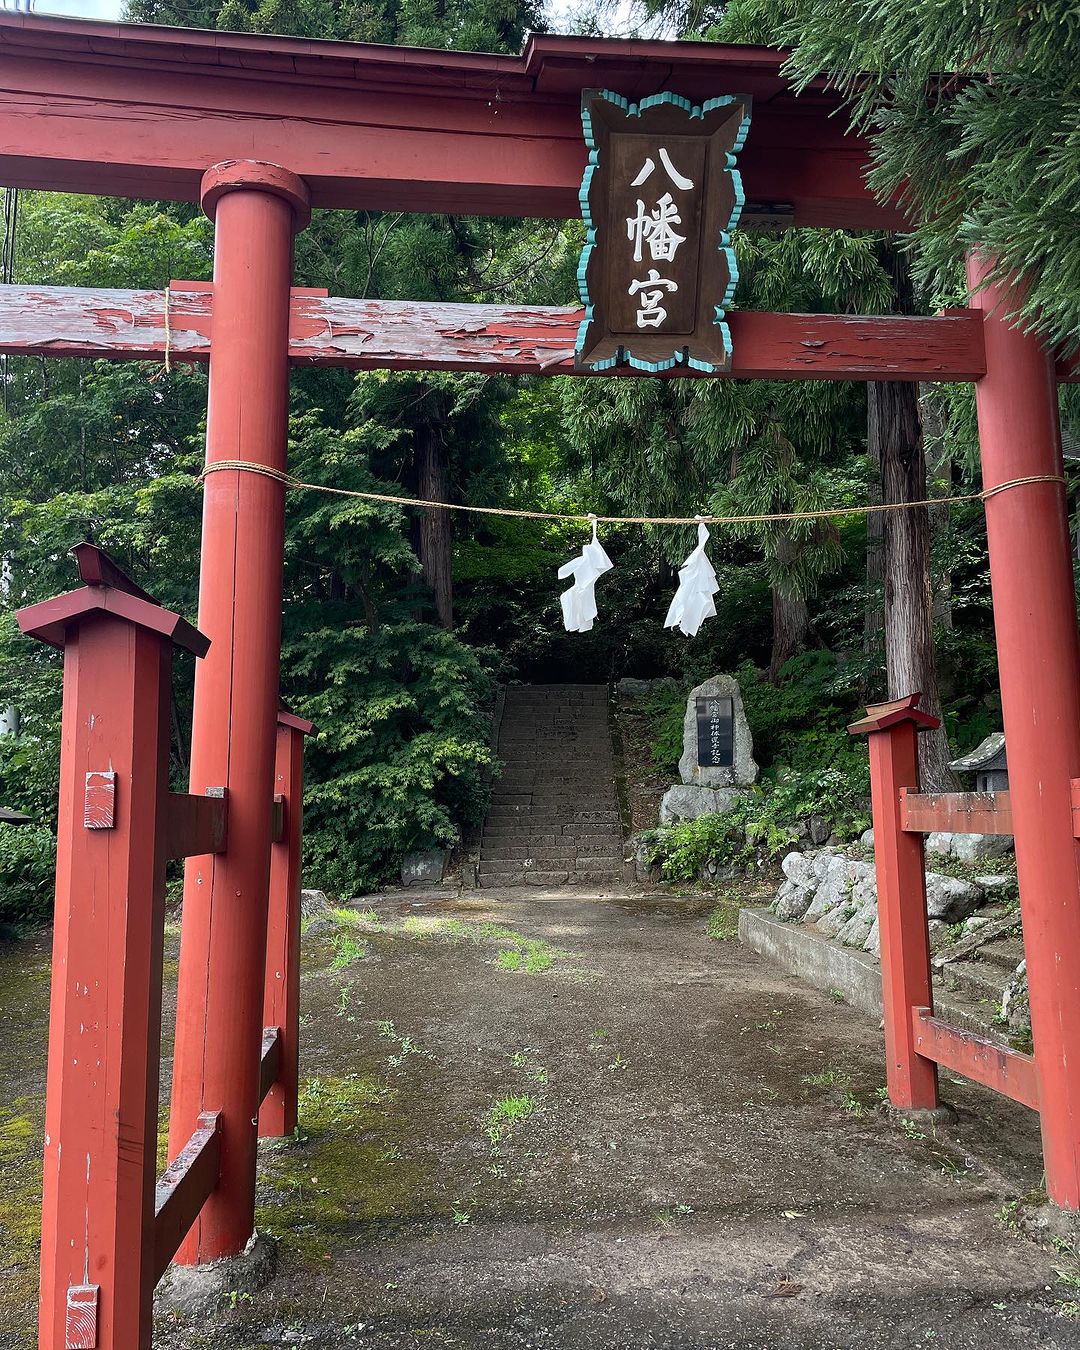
[4,887,1080,1349]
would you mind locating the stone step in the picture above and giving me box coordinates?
[500,708,608,718]
[486,802,620,816]
[499,730,612,738]
[938,956,1012,1009]
[492,778,616,788]
[965,937,1025,974]
[931,990,1014,1047]
[481,833,624,852]
[488,815,620,826]
[497,747,614,758]
[478,867,624,888]
[497,746,613,758]
[489,787,617,799]
[480,853,624,871]
[497,764,614,772]
[481,843,625,862]
[484,683,622,877]
[503,687,606,693]
[485,817,622,832]
[497,751,613,760]
[494,765,615,776]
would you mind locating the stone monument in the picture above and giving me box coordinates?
[660,674,758,822]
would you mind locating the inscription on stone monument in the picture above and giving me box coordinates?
[696,695,734,768]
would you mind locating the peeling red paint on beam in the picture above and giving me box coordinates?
[0,285,1005,382]
[153,1112,222,1284]
[259,1026,282,1105]
[912,1008,1039,1111]
[900,788,1014,836]
[289,300,995,381]
[3,284,1075,382]
[0,285,213,361]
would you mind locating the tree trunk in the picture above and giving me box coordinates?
[415,420,453,628]
[920,386,955,630]
[868,377,959,792]
[768,533,809,682]
[863,454,884,666]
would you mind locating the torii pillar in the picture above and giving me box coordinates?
[168,161,310,1261]
[968,253,1080,1208]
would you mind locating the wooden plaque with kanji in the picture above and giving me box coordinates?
[576,90,752,374]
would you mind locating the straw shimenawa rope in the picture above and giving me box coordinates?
[199,460,1065,528]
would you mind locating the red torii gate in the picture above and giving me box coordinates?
[3,13,1080,1350]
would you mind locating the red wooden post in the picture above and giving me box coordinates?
[849,695,941,1110]
[259,708,314,1138]
[169,161,310,1262]
[17,554,208,1350]
[968,253,1080,1209]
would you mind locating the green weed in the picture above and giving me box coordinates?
[330,932,369,969]
[496,941,553,973]
[705,905,739,940]
[331,905,381,929]
[486,1093,535,1147]
[377,1019,429,1068]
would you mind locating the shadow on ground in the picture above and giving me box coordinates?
[3,887,1078,1348]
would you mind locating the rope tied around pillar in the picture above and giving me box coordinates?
[198,460,1066,529]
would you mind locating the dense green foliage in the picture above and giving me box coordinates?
[645,0,1080,355]
[641,653,873,881]
[3,0,1057,921]
[0,825,57,929]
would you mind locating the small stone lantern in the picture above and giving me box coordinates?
[948,732,1008,793]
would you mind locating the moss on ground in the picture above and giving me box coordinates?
[256,1073,434,1265]
[0,1098,45,1339]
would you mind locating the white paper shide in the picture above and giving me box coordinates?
[664,522,719,638]
[558,519,614,633]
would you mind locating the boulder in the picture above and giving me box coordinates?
[774,877,815,922]
[810,859,876,940]
[678,674,758,788]
[780,851,818,889]
[659,783,750,824]
[1001,959,1030,1036]
[924,871,981,922]
[300,888,330,916]
[951,832,1014,864]
[925,832,953,858]
[835,899,877,949]
[803,855,853,924]
[859,828,875,850]
[808,815,832,846]
[617,676,677,700]
[631,834,661,884]
[924,831,1014,863]
[400,849,450,888]
[974,873,1013,892]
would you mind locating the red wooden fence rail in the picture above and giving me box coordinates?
[18,546,308,1350]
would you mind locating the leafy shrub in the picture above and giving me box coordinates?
[646,682,690,774]
[737,652,860,768]
[0,825,56,928]
[643,760,871,883]
[284,607,497,896]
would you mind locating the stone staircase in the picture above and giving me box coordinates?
[479,684,627,888]
[933,920,1027,1044]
